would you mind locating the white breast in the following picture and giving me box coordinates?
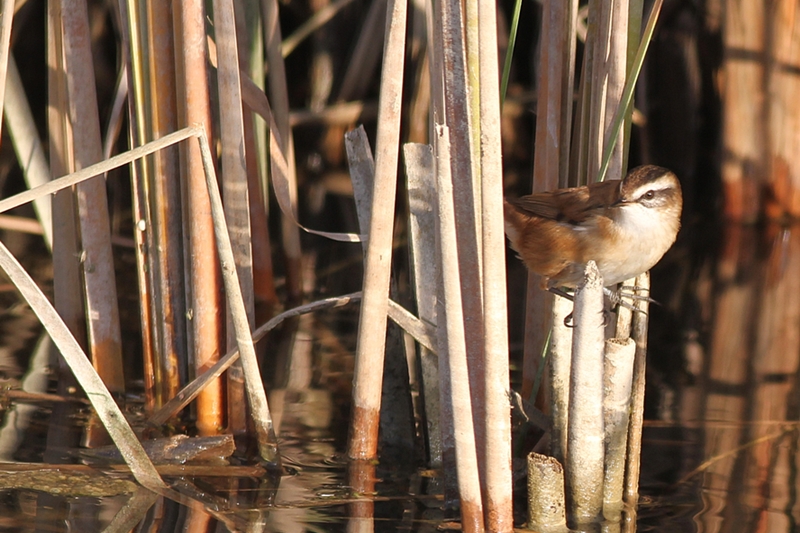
[588,204,679,286]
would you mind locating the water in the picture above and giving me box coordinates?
[1,223,800,531]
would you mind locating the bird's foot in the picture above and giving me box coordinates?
[549,286,650,326]
[605,286,657,313]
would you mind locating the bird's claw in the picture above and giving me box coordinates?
[604,287,655,313]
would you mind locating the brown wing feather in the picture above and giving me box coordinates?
[508,179,622,224]
[507,193,560,219]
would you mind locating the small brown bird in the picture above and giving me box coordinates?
[504,165,682,290]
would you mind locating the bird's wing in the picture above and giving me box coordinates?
[508,180,621,225]
[507,193,561,220]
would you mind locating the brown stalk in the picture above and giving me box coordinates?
[60,0,125,443]
[122,0,159,414]
[172,0,225,436]
[122,0,187,413]
[212,0,254,437]
[145,0,186,411]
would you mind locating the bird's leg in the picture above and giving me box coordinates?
[547,287,611,327]
[546,288,577,327]
[547,286,575,302]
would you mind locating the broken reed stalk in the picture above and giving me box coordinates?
[566,261,606,524]
[347,0,407,460]
[0,124,280,464]
[435,124,485,533]
[347,123,418,461]
[403,143,442,466]
[0,127,201,216]
[527,452,568,532]
[195,129,280,465]
[344,126,376,251]
[624,271,650,503]
[147,292,364,426]
[603,336,636,519]
[0,239,165,491]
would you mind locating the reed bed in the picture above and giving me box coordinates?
[0,0,687,530]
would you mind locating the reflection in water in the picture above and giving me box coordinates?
[664,223,800,533]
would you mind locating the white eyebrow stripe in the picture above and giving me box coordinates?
[630,179,673,197]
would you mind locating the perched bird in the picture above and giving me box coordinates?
[504,165,682,291]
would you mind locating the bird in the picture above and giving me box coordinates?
[504,165,682,293]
